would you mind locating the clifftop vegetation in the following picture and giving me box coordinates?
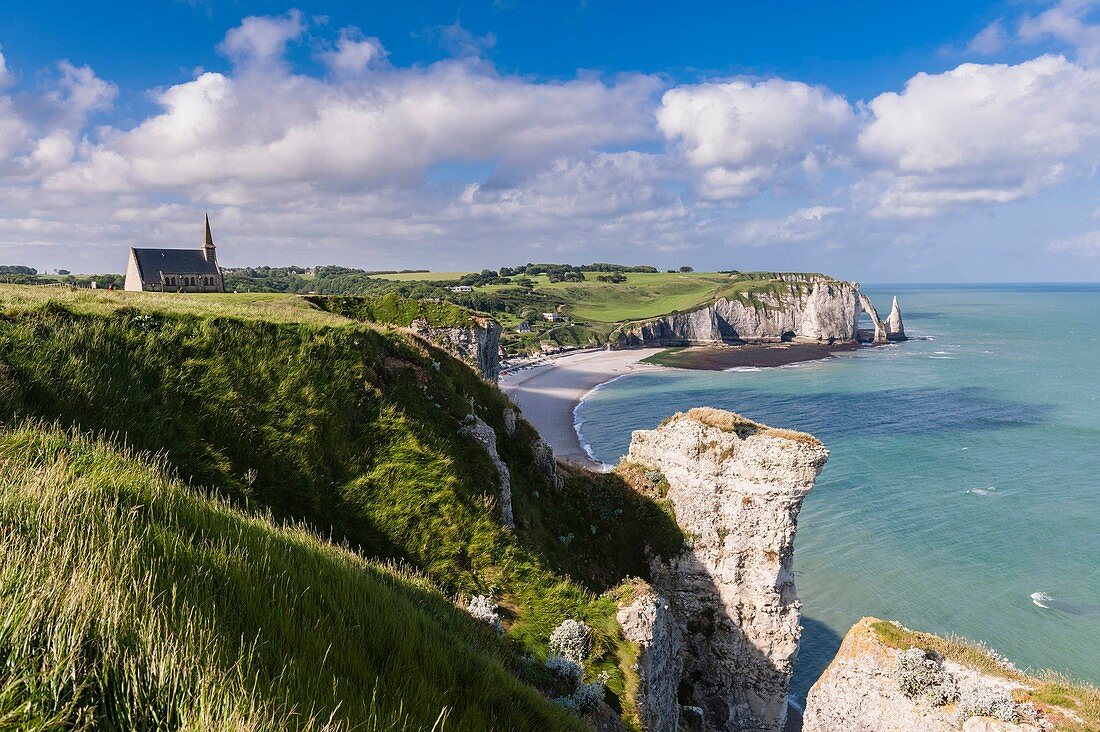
[0,284,683,730]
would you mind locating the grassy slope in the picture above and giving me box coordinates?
[0,285,683,728]
[0,424,583,731]
[871,621,1100,731]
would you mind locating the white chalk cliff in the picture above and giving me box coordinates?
[886,295,906,341]
[623,409,829,731]
[609,277,903,349]
[803,617,1070,732]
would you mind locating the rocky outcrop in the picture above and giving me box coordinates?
[803,618,1055,732]
[609,278,904,349]
[410,317,502,381]
[462,415,514,528]
[617,588,685,732]
[886,296,906,341]
[624,408,829,732]
[857,293,889,345]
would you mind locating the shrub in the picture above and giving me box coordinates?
[549,619,593,663]
[894,647,958,706]
[571,682,605,713]
[954,679,1018,723]
[545,655,583,687]
[467,595,504,636]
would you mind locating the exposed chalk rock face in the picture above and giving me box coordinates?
[532,436,561,490]
[617,589,685,732]
[625,409,829,732]
[612,307,723,349]
[886,296,906,341]
[804,618,1046,732]
[462,415,514,528]
[609,278,863,348]
[858,293,889,345]
[410,317,502,381]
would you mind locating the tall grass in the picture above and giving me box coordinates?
[0,288,686,726]
[0,424,584,731]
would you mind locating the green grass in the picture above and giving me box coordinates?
[0,285,685,728]
[309,293,487,329]
[0,423,584,731]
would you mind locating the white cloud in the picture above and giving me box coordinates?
[1019,0,1100,64]
[731,205,843,247]
[657,78,855,200]
[968,20,1010,55]
[45,51,659,197]
[217,9,306,69]
[859,55,1100,217]
[0,46,12,88]
[321,27,386,75]
[1047,229,1100,256]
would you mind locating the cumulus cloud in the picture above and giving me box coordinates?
[1019,0,1100,64]
[218,9,306,69]
[858,55,1100,217]
[658,78,855,200]
[321,27,386,75]
[44,59,659,198]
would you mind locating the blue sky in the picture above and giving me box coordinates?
[2,0,1100,279]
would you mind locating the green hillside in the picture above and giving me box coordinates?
[0,285,683,730]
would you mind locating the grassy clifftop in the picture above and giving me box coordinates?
[0,425,582,731]
[0,285,683,729]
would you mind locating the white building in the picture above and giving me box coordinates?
[450,285,474,293]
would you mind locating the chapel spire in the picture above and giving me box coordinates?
[202,212,216,262]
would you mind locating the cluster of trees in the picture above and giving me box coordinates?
[0,265,38,275]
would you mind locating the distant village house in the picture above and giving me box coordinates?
[124,215,225,293]
[450,285,474,293]
[542,312,562,322]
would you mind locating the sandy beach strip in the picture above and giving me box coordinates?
[499,348,666,468]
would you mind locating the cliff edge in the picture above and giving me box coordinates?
[804,617,1098,732]
[623,408,829,732]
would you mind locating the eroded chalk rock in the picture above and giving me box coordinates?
[410,316,502,381]
[858,293,889,345]
[609,277,863,348]
[625,408,829,732]
[803,618,1045,732]
[463,415,513,528]
[617,588,684,732]
[886,296,906,341]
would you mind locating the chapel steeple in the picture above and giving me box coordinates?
[202,212,216,263]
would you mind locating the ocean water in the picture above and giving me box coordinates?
[573,284,1100,702]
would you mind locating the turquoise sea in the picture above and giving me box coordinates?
[573,284,1100,702]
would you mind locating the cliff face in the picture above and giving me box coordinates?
[410,316,502,381]
[858,293,889,345]
[624,408,829,732]
[610,278,871,348]
[804,618,1076,732]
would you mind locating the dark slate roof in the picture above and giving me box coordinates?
[131,248,219,280]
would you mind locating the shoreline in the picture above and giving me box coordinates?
[501,342,862,469]
[499,348,666,468]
